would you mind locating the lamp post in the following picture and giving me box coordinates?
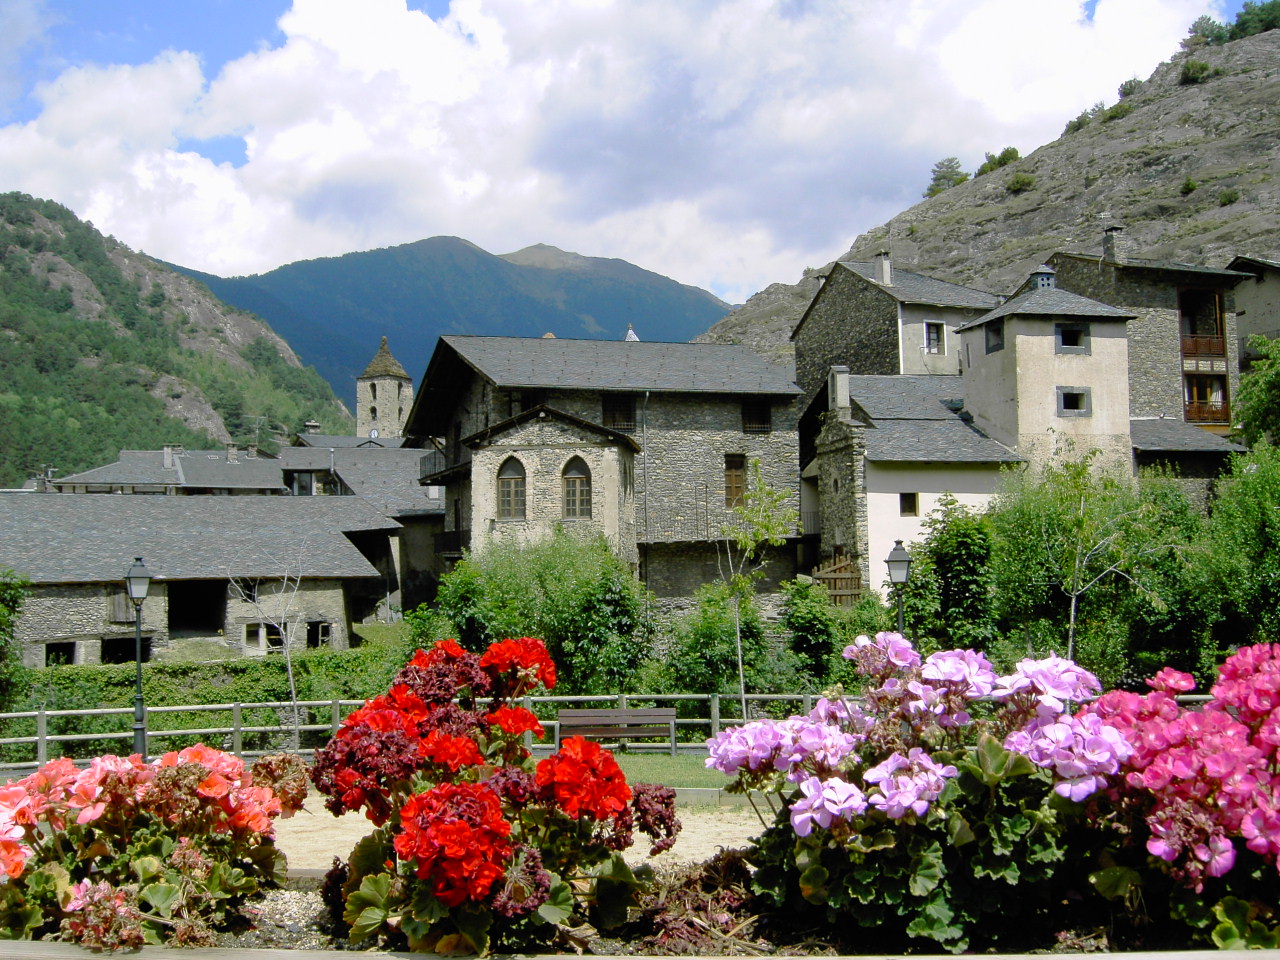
[885,539,912,635]
[124,557,151,760]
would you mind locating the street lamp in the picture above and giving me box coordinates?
[124,557,151,760]
[885,539,912,635]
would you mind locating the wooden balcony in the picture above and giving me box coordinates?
[1182,335,1225,357]
[1184,401,1230,423]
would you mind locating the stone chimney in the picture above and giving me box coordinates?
[828,365,851,415]
[163,444,178,469]
[1102,225,1126,263]
[226,442,238,464]
[877,250,892,285]
[246,445,258,459]
[304,420,320,434]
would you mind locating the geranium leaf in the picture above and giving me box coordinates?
[798,864,829,904]
[1088,865,1142,902]
[141,882,182,918]
[343,872,393,942]
[453,905,493,955]
[537,879,574,925]
[131,856,164,883]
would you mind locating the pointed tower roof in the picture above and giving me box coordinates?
[360,336,410,380]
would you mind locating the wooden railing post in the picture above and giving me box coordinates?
[522,696,534,752]
[331,700,342,736]
[231,703,243,757]
[709,694,720,737]
[36,708,47,766]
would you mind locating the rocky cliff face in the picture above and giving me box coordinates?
[703,30,1280,364]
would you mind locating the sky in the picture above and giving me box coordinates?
[0,0,1248,304]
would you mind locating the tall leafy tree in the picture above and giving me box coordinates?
[1236,335,1280,446]
[0,570,28,711]
[1206,443,1280,641]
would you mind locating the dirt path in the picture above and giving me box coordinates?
[273,795,770,872]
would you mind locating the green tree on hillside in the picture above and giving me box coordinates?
[1230,0,1280,38]
[923,157,969,198]
[0,571,28,711]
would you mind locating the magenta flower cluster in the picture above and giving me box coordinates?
[707,632,1112,838]
[1078,646,1280,890]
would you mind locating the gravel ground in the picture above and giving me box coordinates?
[217,802,770,952]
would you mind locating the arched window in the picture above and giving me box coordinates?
[562,456,592,519]
[369,406,377,422]
[497,457,526,519]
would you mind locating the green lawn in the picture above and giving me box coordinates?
[351,622,413,645]
[613,752,729,788]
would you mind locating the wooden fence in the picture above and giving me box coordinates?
[0,692,818,775]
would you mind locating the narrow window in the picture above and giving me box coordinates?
[562,456,592,519]
[370,383,377,400]
[369,405,377,422]
[925,322,945,355]
[602,394,636,432]
[985,319,1004,354]
[1055,322,1090,355]
[899,492,919,517]
[725,454,747,508]
[1056,386,1092,417]
[741,399,772,434]
[497,457,527,519]
[306,621,332,648]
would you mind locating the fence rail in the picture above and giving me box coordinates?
[0,692,817,775]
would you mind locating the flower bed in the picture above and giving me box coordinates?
[0,745,307,948]
[706,634,1280,953]
[308,636,681,954]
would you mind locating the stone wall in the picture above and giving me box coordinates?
[17,577,355,668]
[640,541,796,599]
[16,584,169,667]
[793,266,899,404]
[814,414,870,590]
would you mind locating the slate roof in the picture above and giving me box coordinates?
[1228,255,1280,275]
[294,434,405,448]
[864,419,1024,463]
[439,336,800,395]
[1054,251,1254,282]
[845,375,966,421]
[0,494,398,585]
[1129,418,1246,454]
[278,447,443,516]
[838,261,1000,310]
[957,287,1134,330]
[57,450,286,491]
[844,376,1020,464]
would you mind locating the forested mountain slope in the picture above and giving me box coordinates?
[0,194,350,488]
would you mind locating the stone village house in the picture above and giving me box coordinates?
[0,493,399,667]
[402,335,803,598]
[797,232,1249,597]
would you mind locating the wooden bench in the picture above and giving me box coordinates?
[554,707,678,755]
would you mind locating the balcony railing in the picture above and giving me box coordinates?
[1182,335,1225,357]
[1185,401,1230,423]
[434,528,471,554]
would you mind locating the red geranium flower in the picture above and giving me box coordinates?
[480,637,557,692]
[487,706,545,739]
[419,729,484,772]
[535,736,631,820]
[394,783,512,907]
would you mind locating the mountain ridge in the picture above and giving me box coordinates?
[169,237,734,399]
[701,30,1280,364]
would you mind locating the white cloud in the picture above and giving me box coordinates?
[0,0,1225,298]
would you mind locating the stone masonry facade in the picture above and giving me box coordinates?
[794,266,900,405]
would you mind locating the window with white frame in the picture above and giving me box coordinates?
[925,322,945,355]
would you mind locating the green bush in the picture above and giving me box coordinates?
[1101,101,1134,122]
[1181,177,1199,195]
[1006,172,1036,194]
[1219,188,1241,206]
[975,146,1020,177]
[1117,77,1143,98]
[1063,111,1091,134]
[433,530,651,695]
[1180,59,1220,84]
